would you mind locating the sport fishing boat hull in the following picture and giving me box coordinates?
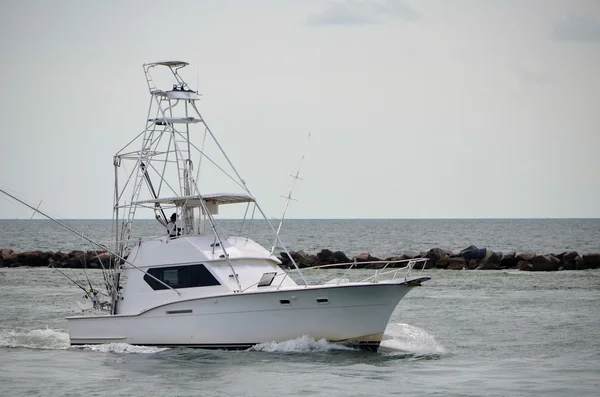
[67,278,427,351]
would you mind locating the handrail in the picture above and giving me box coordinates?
[291,257,429,271]
[237,258,429,292]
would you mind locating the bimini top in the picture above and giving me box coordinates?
[131,193,255,207]
[144,61,189,68]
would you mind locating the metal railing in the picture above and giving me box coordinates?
[240,257,429,292]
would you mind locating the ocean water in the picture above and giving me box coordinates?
[1,219,599,396]
[1,218,600,256]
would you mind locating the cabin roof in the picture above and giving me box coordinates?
[131,193,255,207]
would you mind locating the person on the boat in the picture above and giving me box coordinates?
[167,213,178,238]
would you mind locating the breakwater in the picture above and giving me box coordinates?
[1,246,599,271]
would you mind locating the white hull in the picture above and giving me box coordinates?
[68,280,423,351]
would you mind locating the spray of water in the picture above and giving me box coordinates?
[250,335,354,353]
[75,343,168,354]
[380,323,446,355]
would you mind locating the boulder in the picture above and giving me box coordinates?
[460,245,487,260]
[68,250,86,258]
[332,251,350,263]
[278,251,291,267]
[402,250,423,260]
[481,250,503,267]
[435,256,451,269]
[50,251,65,262]
[530,255,560,271]
[15,250,49,267]
[517,260,533,271]
[516,251,536,262]
[0,251,18,267]
[559,251,581,270]
[425,248,446,263]
[446,257,466,270]
[67,257,85,268]
[362,261,387,269]
[279,250,317,268]
[466,259,479,270]
[476,260,500,270]
[352,253,381,262]
[1,248,14,260]
[316,249,334,264]
[293,251,318,268]
[384,256,408,268]
[500,251,518,269]
[582,253,600,269]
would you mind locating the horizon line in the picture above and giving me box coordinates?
[2,217,600,221]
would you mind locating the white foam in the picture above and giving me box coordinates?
[76,343,168,354]
[381,323,446,354]
[0,327,70,350]
[250,335,354,353]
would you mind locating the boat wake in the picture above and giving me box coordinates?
[0,327,70,350]
[74,343,168,354]
[1,324,443,357]
[250,335,355,353]
[0,328,165,354]
[380,323,446,356]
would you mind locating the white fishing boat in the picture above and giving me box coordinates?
[63,61,430,351]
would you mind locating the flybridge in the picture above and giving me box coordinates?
[129,193,256,207]
[125,193,256,215]
[112,61,284,254]
[143,61,202,100]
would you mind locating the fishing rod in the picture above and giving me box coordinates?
[51,265,89,294]
[0,188,182,302]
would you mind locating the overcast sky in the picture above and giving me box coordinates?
[0,0,599,219]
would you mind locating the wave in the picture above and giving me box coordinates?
[0,327,70,350]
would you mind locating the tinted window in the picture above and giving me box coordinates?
[144,264,220,290]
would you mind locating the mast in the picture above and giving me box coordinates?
[110,61,307,287]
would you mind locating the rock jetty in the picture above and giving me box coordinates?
[0,248,113,269]
[279,246,600,271]
[1,246,599,271]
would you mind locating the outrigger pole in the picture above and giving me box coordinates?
[0,189,112,252]
[0,188,182,306]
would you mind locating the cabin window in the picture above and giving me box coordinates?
[144,264,220,290]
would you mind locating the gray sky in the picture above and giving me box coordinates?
[1,0,599,219]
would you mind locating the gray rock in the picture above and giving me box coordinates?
[582,253,600,269]
[517,260,533,271]
[500,251,517,268]
[446,258,465,270]
[460,245,487,260]
[466,259,479,270]
[530,255,560,271]
[402,250,423,259]
[517,251,536,262]
[316,249,334,264]
[425,248,446,263]
[483,250,503,266]
[476,261,500,270]
[332,251,350,263]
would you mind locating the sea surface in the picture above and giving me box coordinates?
[1,219,599,396]
[1,218,600,255]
